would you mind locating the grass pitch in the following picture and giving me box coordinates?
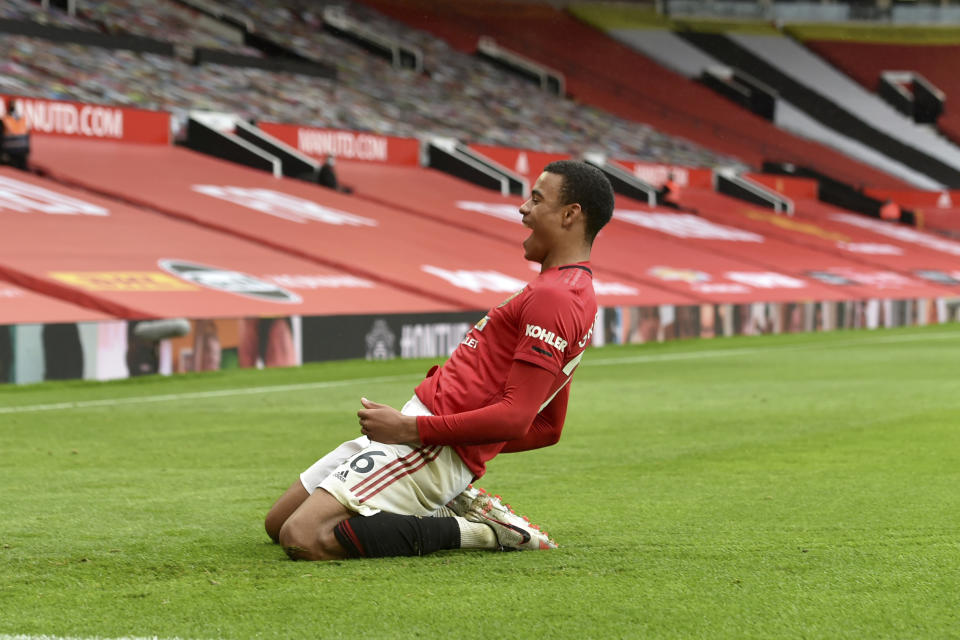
[1,325,959,639]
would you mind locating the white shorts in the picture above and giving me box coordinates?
[300,395,473,517]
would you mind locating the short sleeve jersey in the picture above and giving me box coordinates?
[414,262,597,477]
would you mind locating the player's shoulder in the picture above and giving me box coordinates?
[522,264,595,314]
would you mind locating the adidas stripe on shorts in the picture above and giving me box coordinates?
[301,395,473,517]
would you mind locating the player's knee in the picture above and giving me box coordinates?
[278,517,341,561]
[278,518,318,560]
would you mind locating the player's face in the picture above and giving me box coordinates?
[519,172,566,263]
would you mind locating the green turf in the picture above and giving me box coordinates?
[2,325,960,639]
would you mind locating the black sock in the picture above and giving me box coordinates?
[334,513,461,558]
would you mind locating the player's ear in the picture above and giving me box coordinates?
[562,203,582,228]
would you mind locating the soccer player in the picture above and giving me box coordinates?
[265,161,614,560]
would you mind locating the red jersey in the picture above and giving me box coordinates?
[415,262,597,478]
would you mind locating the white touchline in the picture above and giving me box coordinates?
[0,636,211,640]
[0,332,955,415]
[0,374,418,415]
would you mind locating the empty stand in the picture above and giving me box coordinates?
[4,0,934,185]
[359,0,917,189]
[0,18,725,171]
[797,197,960,261]
[74,0,262,57]
[790,198,960,265]
[608,201,887,303]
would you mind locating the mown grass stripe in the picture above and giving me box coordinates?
[586,330,959,365]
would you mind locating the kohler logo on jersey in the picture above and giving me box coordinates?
[159,259,301,303]
[525,324,567,351]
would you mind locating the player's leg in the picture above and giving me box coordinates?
[277,432,491,559]
[326,483,556,556]
[278,488,353,560]
[265,436,369,542]
[270,423,474,559]
[277,439,467,560]
[264,480,309,543]
[278,447,552,559]
[272,395,554,559]
[268,457,557,552]
[278,485,472,560]
[330,394,555,554]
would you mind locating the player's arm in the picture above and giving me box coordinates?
[463,283,578,451]
[499,381,569,453]
[416,359,555,446]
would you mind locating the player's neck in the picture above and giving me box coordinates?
[540,246,590,272]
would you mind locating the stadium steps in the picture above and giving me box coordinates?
[677,31,960,188]
[771,100,943,190]
[731,33,960,171]
[803,39,960,149]
[603,27,942,189]
[606,27,717,78]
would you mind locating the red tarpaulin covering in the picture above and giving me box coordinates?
[337,161,892,303]
[0,168,450,319]
[0,280,115,324]
[31,138,690,309]
[808,191,960,239]
[675,188,960,295]
[337,161,702,304]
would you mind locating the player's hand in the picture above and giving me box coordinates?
[357,398,422,446]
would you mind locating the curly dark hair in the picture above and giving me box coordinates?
[543,160,615,241]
